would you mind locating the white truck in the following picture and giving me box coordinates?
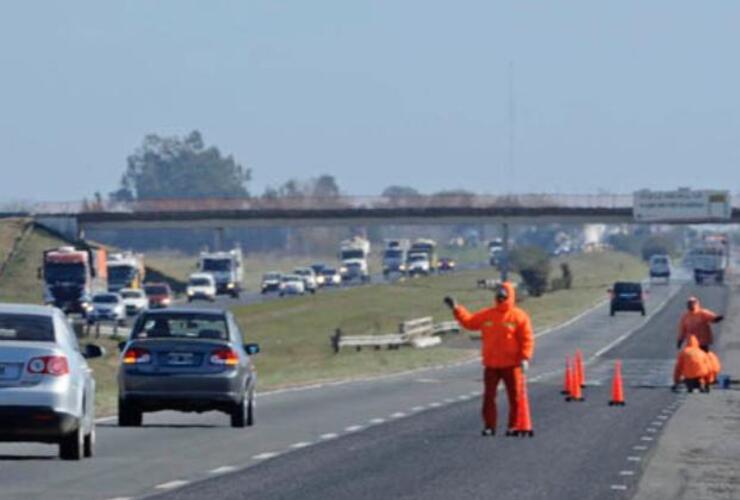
[488,238,504,267]
[339,237,371,283]
[107,252,146,292]
[690,237,729,285]
[198,247,244,298]
[383,239,410,278]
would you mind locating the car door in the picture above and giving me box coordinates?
[59,313,95,427]
[227,313,253,396]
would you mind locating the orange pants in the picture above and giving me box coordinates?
[482,366,522,429]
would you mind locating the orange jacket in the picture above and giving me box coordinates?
[673,336,711,384]
[707,351,721,384]
[454,282,534,368]
[677,301,717,347]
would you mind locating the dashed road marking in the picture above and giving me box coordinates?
[429,402,442,408]
[458,395,469,400]
[620,470,635,476]
[641,436,654,441]
[290,441,312,449]
[444,398,455,404]
[320,433,338,440]
[651,420,664,426]
[253,452,280,460]
[391,412,406,418]
[610,485,628,491]
[345,425,363,432]
[411,406,424,412]
[369,418,385,425]
[633,445,648,451]
[209,466,237,474]
[155,480,189,490]
[627,456,642,462]
[646,428,658,433]
[657,415,669,420]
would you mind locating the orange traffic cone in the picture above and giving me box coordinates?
[513,372,534,437]
[609,360,625,406]
[575,349,586,388]
[566,359,584,402]
[561,356,572,395]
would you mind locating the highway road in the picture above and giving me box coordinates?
[0,277,724,500]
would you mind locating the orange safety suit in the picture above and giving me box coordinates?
[673,336,711,389]
[706,351,721,384]
[677,299,718,349]
[453,282,534,430]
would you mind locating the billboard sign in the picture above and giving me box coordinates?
[633,189,731,222]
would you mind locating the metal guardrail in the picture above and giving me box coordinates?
[330,317,459,353]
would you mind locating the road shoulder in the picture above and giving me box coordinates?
[633,284,740,500]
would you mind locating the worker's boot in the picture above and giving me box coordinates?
[481,428,495,437]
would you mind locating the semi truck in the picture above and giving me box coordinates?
[41,246,108,315]
[107,252,146,292]
[198,247,244,297]
[382,239,409,278]
[339,236,371,283]
[690,235,729,285]
[408,239,438,273]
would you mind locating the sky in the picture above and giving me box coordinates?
[1,1,739,203]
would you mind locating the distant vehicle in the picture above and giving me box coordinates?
[41,246,108,316]
[609,282,646,316]
[409,239,438,273]
[0,304,104,459]
[339,237,371,283]
[198,248,243,298]
[690,236,728,285]
[310,264,327,286]
[407,252,431,277]
[107,252,145,292]
[439,257,457,272]
[294,267,318,294]
[187,273,217,302]
[260,272,282,295]
[120,288,148,316]
[117,309,259,428]
[143,283,173,309]
[383,246,407,278]
[488,238,504,267]
[87,292,126,325]
[320,267,342,287]
[279,275,306,297]
[649,254,671,282]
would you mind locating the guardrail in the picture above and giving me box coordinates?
[330,316,460,353]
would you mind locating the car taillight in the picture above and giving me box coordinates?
[27,356,69,376]
[210,348,239,366]
[123,347,151,364]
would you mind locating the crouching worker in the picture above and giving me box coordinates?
[672,335,711,393]
[444,282,534,436]
[707,350,722,385]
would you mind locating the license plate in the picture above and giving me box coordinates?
[167,353,195,366]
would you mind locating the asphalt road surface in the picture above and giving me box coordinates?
[1,276,723,500]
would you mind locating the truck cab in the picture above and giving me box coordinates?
[107,252,145,292]
[41,246,107,316]
[339,237,371,283]
[198,248,243,298]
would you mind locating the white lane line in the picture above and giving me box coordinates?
[290,442,312,449]
[320,433,338,440]
[105,497,132,500]
[444,398,455,404]
[345,425,364,432]
[469,391,480,396]
[369,418,386,425]
[646,428,658,433]
[429,402,442,408]
[411,406,424,412]
[610,485,628,491]
[641,436,654,442]
[390,412,406,419]
[620,470,635,476]
[657,415,669,420]
[253,452,280,460]
[458,395,470,401]
[651,421,664,426]
[627,456,642,462]
[209,466,237,475]
[155,480,190,490]
[633,445,648,451]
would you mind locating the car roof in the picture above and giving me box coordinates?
[0,303,58,317]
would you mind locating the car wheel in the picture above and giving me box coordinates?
[231,397,247,428]
[84,424,96,458]
[247,393,255,427]
[641,308,646,316]
[118,399,142,427]
[59,423,84,460]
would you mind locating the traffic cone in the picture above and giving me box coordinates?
[514,373,534,437]
[566,359,584,402]
[575,349,586,388]
[561,356,572,395]
[609,360,626,406]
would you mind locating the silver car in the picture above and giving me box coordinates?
[118,309,259,428]
[0,304,104,460]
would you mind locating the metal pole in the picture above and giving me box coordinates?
[501,222,510,282]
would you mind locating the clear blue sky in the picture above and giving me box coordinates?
[1,1,738,202]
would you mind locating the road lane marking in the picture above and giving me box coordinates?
[620,470,635,476]
[641,436,654,441]
[610,485,628,491]
[320,433,338,440]
[411,406,424,412]
[209,466,237,474]
[345,425,363,432]
[253,452,280,460]
[391,412,406,418]
[646,428,658,433]
[290,442,312,449]
[369,418,385,424]
[633,445,648,451]
[627,456,642,462]
[657,415,669,420]
[444,398,455,403]
[458,395,469,400]
[429,402,442,408]
[155,480,190,490]
[651,421,663,426]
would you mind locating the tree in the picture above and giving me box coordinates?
[111,131,251,201]
[510,246,551,297]
[382,185,421,199]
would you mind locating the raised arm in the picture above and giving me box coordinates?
[453,305,488,331]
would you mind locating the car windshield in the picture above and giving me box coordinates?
[322,269,336,275]
[93,294,119,303]
[409,254,426,262]
[614,283,641,293]
[340,249,364,259]
[652,257,668,264]
[132,313,229,340]
[189,277,212,286]
[108,266,136,281]
[263,273,280,281]
[145,285,169,295]
[121,291,143,299]
[44,263,86,282]
[0,314,54,342]
[311,265,325,273]
[294,269,310,276]
[202,258,231,272]
[282,275,301,283]
[384,249,402,258]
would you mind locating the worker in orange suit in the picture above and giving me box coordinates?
[677,296,723,352]
[444,282,534,436]
[706,350,721,385]
[672,335,711,393]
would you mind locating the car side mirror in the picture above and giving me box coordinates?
[118,341,127,352]
[83,344,105,359]
[244,343,260,355]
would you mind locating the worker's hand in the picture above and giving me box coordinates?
[521,360,529,372]
[443,296,457,310]
[712,315,724,324]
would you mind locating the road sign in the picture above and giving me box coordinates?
[633,189,731,222]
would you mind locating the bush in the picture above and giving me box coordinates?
[510,246,551,297]
[551,262,573,291]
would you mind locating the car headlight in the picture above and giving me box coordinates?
[162,298,171,305]
[227,282,235,289]
[187,290,194,295]
[340,267,348,274]
[399,264,406,271]
[317,276,325,284]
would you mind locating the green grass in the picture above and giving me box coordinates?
[0,218,29,265]
[0,224,63,304]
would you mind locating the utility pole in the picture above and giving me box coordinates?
[500,61,515,282]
